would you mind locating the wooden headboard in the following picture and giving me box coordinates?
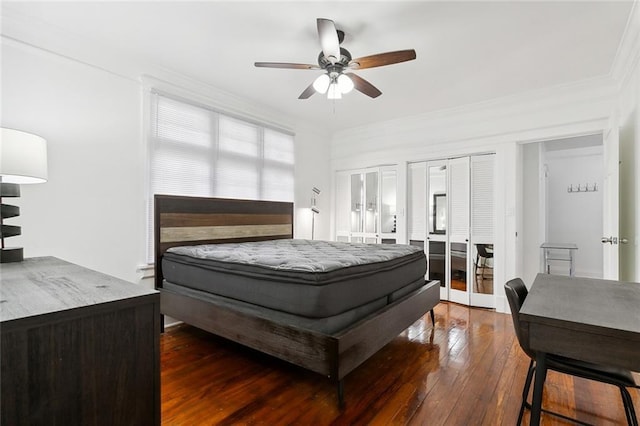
[154,195,294,289]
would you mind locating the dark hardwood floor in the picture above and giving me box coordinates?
[161,302,639,425]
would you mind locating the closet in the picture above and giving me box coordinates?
[407,154,495,307]
[335,166,398,244]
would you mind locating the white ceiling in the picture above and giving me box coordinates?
[1,1,634,133]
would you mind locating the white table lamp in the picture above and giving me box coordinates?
[0,128,48,262]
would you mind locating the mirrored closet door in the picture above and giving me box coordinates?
[407,154,495,308]
[470,155,495,306]
[427,162,449,300]
[335,165,397,244]
[448,157,470,305]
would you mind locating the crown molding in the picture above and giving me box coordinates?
[611,1,640,86]
[611,1,640,122]
[331,75,617,162]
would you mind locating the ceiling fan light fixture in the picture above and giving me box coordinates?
[312,74,331,94]
[327,82,342,99]
[337,74,354,94]
[255,18,416,101]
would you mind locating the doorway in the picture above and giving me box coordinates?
[521,134,604,284]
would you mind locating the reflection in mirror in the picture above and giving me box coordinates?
[428,165,447,234]
[409,240,424,250]
[350,174,363,233]
[381,170,397,233]
[433,194,446,234]
[365,172,378,234]
[473,243,493,294]
[450,242,467,292]
[428,241,446,287]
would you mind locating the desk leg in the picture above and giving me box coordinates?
[530,352,547,426]
[569,249,574,277]
[544,249,550,274]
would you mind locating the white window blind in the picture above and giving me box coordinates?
[147,92,294,262]
[262,128,295,202]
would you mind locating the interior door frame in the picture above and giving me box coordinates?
[602,113,620,280]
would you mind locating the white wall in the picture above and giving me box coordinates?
[2,40,146,283]
[545,145,604,278]
[1,38,331,285]
[293,128,331,240]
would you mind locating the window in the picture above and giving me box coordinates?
[147,92,295,262]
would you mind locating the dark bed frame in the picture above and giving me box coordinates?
[154,194,440,406]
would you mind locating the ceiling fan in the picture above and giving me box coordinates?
[254,18,416,100]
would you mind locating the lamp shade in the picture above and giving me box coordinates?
[337,74,354,94]
[0,128,48,184]
[313,74,331,94]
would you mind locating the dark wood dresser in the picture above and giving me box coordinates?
[1,257,160,425]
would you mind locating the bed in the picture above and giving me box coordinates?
[154,195,440,406]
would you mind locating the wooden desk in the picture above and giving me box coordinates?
[519,273,640,425]
[1,257,161,425]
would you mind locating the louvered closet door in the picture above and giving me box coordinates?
[408,163,427,246]
[448,157,470,305]
[408,162,427,277]
[470,155,495,307]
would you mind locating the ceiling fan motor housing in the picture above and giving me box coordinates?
[317,47,352,70]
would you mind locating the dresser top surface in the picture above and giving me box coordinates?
[1,257,158,322]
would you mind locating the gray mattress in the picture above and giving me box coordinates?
[162,239,427,318]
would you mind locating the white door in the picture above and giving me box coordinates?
[602,117,620,280]
[407,162,427,245]
[407,162,428,279]
[470,154,495,308]
[618,113,637,282]
[448,157,470,305]
[426,161,448,300]
[379,167,398,243]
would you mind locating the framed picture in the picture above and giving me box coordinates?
[433,193,446,234]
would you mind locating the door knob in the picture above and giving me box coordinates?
[620,238,629,244]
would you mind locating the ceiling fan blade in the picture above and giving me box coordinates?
[254,62,320,70]
[346,73,382,98]
[349,49,416,70]
[298,83,316,99]
[317,18,340,64]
